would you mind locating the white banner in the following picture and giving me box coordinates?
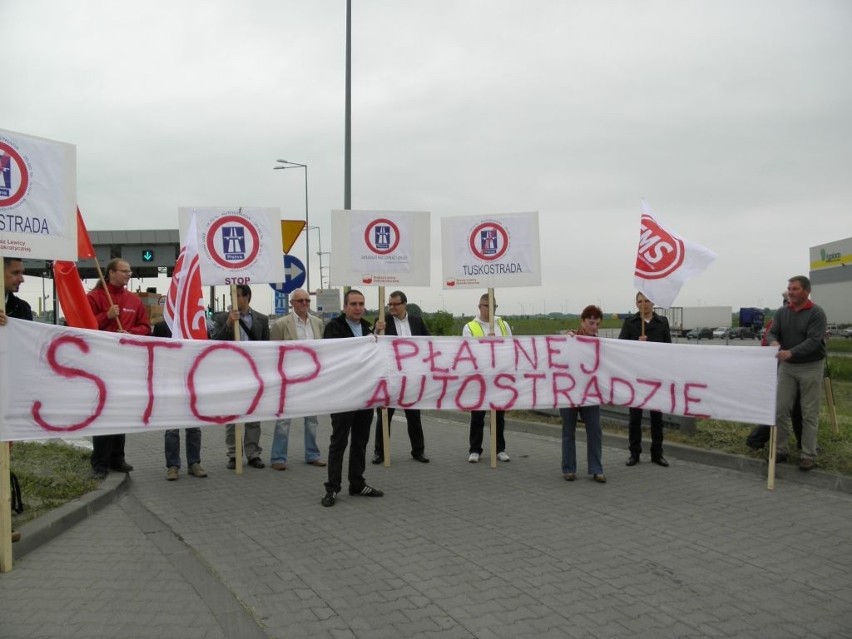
[0,320,777,441]
[330,209,431,287]
[0,129,76,260]
[442,212,541,289]
[179,207,284,286]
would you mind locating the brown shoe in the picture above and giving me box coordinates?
[799,457,815,471]
[563,473,576,481]
[593,474,607,483]
[11,530,21,543]
[271,462,287,471]
[307,459,327,467]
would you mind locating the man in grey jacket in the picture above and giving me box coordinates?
[766,275,827,471]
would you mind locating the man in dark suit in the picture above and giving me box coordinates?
[372,290,430,464]
[211,284,270,469]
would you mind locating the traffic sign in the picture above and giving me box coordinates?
[274,291,287,314]
[281,220,306,254]
[268,254,306,295]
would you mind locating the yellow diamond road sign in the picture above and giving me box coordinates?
[281,220,306,254]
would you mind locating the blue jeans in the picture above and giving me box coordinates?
[271,415,321,464]
[559,406,603,475]
[165,428,201,469]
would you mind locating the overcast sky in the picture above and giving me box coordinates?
[4,0,851,317]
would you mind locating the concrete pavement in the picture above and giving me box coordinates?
[2,413,851,638]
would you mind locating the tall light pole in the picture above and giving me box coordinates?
[308,225,325,289]
[274,160,310,293]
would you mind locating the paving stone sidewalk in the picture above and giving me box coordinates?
[2,414,851,638]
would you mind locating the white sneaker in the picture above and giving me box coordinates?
[468,452,480,463]
[497,451,511,462]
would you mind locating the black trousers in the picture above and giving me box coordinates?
[325,409,373,494]
[469,410,506,454]
[746,393,804,450]
[91,434,127,471]
[373,408,426,458]
[628,408,664,458]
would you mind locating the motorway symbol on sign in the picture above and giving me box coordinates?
[269,254,306,295]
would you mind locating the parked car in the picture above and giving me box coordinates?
[841,328,852,339]
[686,327,713,340]
[728,327,756,339]
[826,323,839,337]
[712,327,730,339]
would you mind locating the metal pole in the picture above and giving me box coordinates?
[303,165,310,294]
[345,0,352,211]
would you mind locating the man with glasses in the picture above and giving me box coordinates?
[269,289,327,470]
[463,293,512,463]
[371,290,430,464]
[211,284,270,469]
[320,289,383,507]
[87,258,151,479]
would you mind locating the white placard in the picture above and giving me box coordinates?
[329,209,430,287]
[0,129,76,260]
[442,212,541,289]
[179,207,284,286]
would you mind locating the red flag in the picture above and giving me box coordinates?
[54,260,98,329]
[164,213,207,339]
[76,207,96,259]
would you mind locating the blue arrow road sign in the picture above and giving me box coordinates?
[269,254,306,295]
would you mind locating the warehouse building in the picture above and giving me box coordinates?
[810,236,852,324]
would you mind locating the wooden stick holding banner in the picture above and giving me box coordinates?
[377,286,391,467]
[230,283,244,475]
[824,364,838,435]
[0,275,12,572]
[488,288,498,469]
[767,425,777,490]
[93,256,123,332]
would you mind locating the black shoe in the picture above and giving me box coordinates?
[412,454,430,463]
[92,468,108,480]
[371,453,383,464]
[321,491,337,507]
[226,458,236,469]
[626,455,639,467]
[651,456,669,467]
[775,452,789,463]
[111,461,134,472]
[349,484,384,497]
[247,457,265,469]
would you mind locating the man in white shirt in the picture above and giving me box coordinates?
[269,289,327,470]
[372,290,430,464]
[462,293,512,463]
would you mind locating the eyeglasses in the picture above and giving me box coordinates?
[292,299,310,304]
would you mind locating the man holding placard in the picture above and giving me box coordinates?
[210,284,269,469]
[463,293,512,464]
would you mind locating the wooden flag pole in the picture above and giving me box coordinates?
[93,258,124,333]
[0,275,12,571]
[377,286,391,467]
[824,371,839,435]
[767,425,777,490]
[488,288,498,469]
[229,284,244,474]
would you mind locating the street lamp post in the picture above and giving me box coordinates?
[317,251,331,288]
[308,225,325,289]
[274,160,310,293]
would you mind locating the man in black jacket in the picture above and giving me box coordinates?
[321,289,383,507]
[211,284,270,469]
[618,292,672,468]
[372,290,430,464]
[1,257,33,323]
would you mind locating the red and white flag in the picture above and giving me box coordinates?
[164,213,207,340]
[633,201,716,308]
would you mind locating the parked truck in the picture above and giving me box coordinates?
[738,307,765,331]
[653,306,733,338]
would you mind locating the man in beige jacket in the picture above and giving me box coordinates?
[269,289,327,470]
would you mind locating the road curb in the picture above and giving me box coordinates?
[13,471,130,562]
[427,409,852,494]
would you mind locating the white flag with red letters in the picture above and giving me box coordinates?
[633,201,716,308]
[165,213,207,340]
